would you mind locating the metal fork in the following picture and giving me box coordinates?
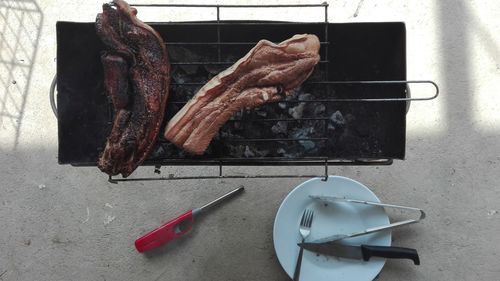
[293,209,314,281]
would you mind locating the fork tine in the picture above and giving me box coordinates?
[300,210,306,226]
[305,209,313,227]
[308,210,314,227]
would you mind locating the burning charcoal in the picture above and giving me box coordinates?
[271,121,288,135]
[288,103,305,119]
[330,110,346,126]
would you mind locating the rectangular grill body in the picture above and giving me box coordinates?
[56,20,406,167]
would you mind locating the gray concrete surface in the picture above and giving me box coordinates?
[1,0,500,280]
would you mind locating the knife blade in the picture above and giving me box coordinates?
[298,242,420,265]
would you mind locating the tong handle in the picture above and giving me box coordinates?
[361,245,420,265]
[365,219,416,234]
[135,210,194,253]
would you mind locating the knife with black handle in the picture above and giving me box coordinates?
[360,245,420,265]
[298,242,420,265]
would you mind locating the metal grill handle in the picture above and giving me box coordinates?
[49,75,438,119]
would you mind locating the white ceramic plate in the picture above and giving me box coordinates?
[273,176,391,281]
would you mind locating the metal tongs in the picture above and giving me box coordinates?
[308,195,426,243]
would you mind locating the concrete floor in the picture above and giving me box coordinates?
[1,0,500,280]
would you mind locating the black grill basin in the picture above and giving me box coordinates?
[56,21,406,166]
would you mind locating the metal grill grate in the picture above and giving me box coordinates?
[53,3,439,182]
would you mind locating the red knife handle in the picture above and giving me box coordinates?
[135,210,194,253]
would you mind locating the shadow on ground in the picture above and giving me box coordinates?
[0,0,43,150]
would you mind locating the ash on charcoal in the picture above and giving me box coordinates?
[285,89,300,100]
[288,103,305,119]
[244,146,255,158]
[288,93,315,119]
[154,142,186,159]
[277,148,286,155]
[229,145,246,157]
[300,140,315,151]
[218,130,243,140]
[242,145,270,158]
[149,144,165,158]
[271,121,288,135]
[292,127,316,151]
[330,110,346,126]
[298,93,313,101]
[276,147,300,158]
[278,102,287,109]
[313,104,326,116]
[171,67,189,84]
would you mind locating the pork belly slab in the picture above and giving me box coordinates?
[164,34,320,155]
[96,0,170,177]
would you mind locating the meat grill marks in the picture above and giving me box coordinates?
[96,0,170,177]
[164,34,321,155]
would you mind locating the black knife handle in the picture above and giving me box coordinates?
[361,245,420,265]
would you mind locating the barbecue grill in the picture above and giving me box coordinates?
[51,3,438,182]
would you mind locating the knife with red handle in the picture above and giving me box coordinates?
[135,186,244,253]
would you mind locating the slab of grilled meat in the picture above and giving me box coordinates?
[164,34,320,155]
[96,0,170,177]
